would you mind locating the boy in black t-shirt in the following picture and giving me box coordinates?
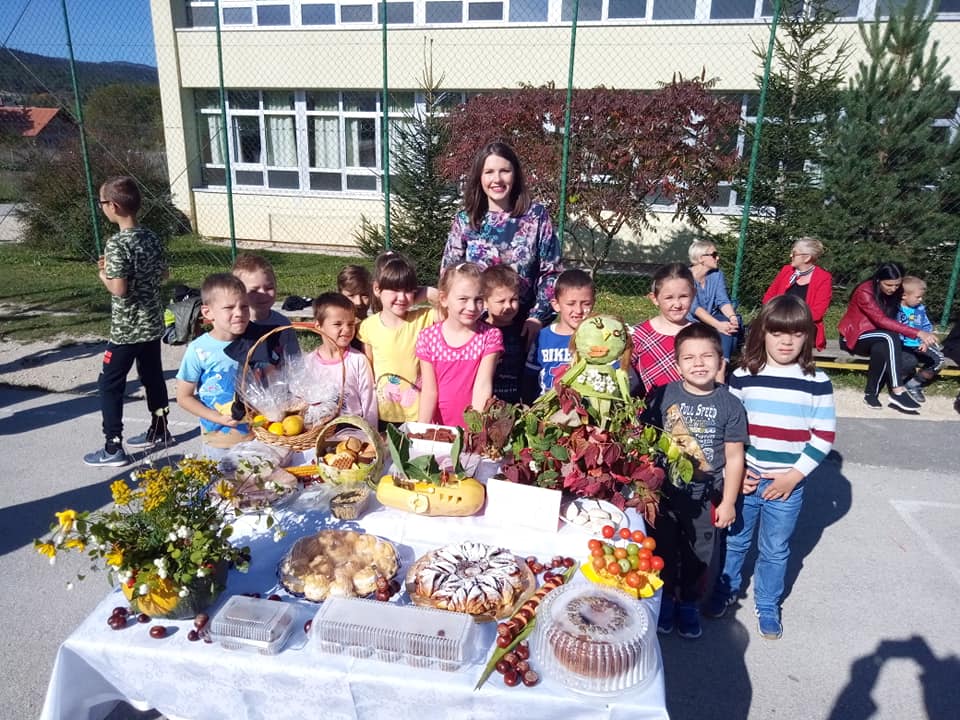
[643,323,747,640]
[481,266,525,404]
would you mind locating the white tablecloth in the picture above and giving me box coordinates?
[41,478,667,720]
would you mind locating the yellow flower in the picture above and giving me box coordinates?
[214,479,236,501]
[55,509,77,532]
[36,542,56,559]
[63,537,86,551]
[105,547,124,567]
[110,480,134,505]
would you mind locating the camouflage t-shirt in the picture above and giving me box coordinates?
[104,227,167,344]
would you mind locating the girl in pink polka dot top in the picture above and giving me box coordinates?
[416,263,503,427]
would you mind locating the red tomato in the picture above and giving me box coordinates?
[619,527,632,540]
[638,548,653,561]
[591,557,606,571]
[641,537,657,551]
[650,556,665,571]
[606,561,622,576]
[587,538,603,552]
[636,557,652,572]
[601,525,615,539]
[590,546,606,558]
[613,547,628,560]
[631,529,646,544]
[624,571,641,588]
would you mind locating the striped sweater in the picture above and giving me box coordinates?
[728,364,836,478]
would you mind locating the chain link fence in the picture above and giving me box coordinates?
[2,0,960,328]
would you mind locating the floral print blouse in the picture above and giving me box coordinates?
[442,203,562,323]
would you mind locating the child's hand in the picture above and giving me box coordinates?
[714,501,736,529]
[97,256,106,271]
[761,469,804,501]
[742,469,761,495]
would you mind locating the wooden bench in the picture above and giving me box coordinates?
[814,339,960,377]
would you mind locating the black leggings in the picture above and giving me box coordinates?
[844,331,913,396]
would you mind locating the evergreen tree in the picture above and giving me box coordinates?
[718,0,850,307]
[817,0,960,304]
[355,53,459,275]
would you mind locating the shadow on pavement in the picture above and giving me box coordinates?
[661,616,752,720]
[0,391,102,434]
[826,636,960,720]
[0,341,103,378]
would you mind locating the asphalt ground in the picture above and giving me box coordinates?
[1,383,958,720]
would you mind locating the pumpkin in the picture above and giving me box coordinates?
[375,474,486,517]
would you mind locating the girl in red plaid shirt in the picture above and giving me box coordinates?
[632,263,697,395]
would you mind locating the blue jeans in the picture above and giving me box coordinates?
[715,476,805,614]
[710,308,742,360]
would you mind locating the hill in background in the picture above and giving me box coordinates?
[0,49,157,102]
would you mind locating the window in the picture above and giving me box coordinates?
[609,0,646,19]
[652,0,694,19]
[426,1,463,22]
[509,0,548,21]
[222,7,253,24]
[341,4,373,22]
[469,2,503,21]
[196,88,422,194]
[761,0,857,16]
[301,3,336,23]
[710,0,756,19]
[561,0,602,21]
[377,2,415,23]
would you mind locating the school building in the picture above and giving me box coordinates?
[148,1,960,255]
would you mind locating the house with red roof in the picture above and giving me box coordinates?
[0,106,73,147]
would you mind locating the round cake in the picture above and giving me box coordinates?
[410,542,526,617]
[533,584,656,695]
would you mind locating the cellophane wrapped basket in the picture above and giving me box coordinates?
[238,323,343,452]
[315,415,385,488]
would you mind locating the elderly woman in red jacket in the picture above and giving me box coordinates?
[762,237,832,351]
[838,262,938,412]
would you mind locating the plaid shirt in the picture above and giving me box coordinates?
[631,321,682,394]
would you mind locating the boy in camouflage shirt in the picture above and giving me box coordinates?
[84,177,171,467]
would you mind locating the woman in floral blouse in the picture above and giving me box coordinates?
[442,141,562,343]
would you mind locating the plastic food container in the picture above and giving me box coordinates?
[532,583,658,696]
[399,422,459,456]
[208,595,298,654]
[310,596,481,671]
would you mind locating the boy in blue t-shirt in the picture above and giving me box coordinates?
[898,276,945,403]
[524,269,595,402]
[176,273,254,459]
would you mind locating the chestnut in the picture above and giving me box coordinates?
[193,613,209,630]
[303,619,313,634]
[137,613,150,624]
[187,629,200,642]
[516,659,530,675]
[503,669,520,687]
[515,643,530,660]
[267,594,282,602]
[522,670,539,687]
[495,634,512,649]
[495,659,511,675]
[503,651,519,666]
[111,606,129,617]
[148,625,167,639]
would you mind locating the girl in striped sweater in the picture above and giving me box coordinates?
[707,295,836,639]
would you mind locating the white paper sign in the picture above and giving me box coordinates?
[484,477,563,534]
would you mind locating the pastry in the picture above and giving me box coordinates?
[280,530,398,602]
[411,542,525,617]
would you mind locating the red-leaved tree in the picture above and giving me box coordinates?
[440,79,741,274]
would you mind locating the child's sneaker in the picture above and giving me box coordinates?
[954,393,960,415]
[657,594,675,635]
[705,592,735,619]
[83,446,130,468]
[676,602,702,639]
[756,609,783,640]
[905,385,926,403]
[863,394,882,409]
[127,428,174,448]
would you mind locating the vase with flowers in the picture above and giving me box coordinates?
[35,458,251,619]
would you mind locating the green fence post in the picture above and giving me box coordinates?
[941,237,960,328]
[213,0,237,261]
[59,0,101,256]
[732,0,782,303]
[556,0,579,245]
[380,3,391,250]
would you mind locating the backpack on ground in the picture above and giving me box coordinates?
[162,285,203,345]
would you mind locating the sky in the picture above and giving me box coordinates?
[1,0,157,66]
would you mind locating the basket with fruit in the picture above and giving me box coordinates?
[314,415,384,487]
[375,425,486,517]
[239,323,343,452]
[580,525,664,599]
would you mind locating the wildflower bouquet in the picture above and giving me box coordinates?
[36,458,251,618]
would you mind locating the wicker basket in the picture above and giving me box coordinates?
[239,322,344,452]
[315,415,385,488]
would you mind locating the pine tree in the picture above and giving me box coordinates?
[354,50,459,275]
[719,0,850,307]
[817,0,959,302]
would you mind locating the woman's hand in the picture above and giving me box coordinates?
[917,330,938,351]
[715,320,737,336]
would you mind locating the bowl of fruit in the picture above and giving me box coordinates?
[580,525,664,599]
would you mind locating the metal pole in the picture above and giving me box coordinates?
[214,0,237,260]
[732,0,782,303]
[60,0,101,256]
[380,2,391,250]
[556,0,580,243]
[941,237,960,328]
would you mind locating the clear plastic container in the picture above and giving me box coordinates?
[208,595,298,654]
[310,597,481,671]
[399,422,459,456]
[532,583,658,696]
